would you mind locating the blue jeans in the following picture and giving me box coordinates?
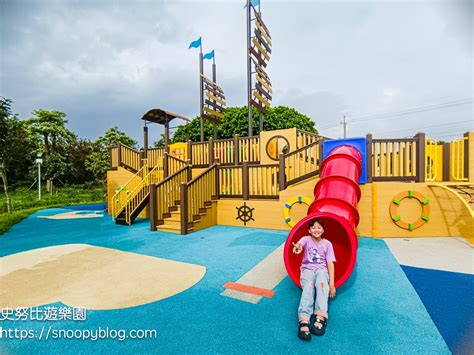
[298,268,329,323]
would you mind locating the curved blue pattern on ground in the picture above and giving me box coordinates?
[0,208,450,353]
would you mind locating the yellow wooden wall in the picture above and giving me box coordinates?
[259,128,297,165]
[192,201,218,232]
[215,179,473,242]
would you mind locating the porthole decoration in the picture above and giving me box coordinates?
[389,190,430,231]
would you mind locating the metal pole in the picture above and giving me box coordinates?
[247,0,253,137]
[341,115,347,138]
[212,58,218,139]
[38,163,41,200]
[200,48,204,142]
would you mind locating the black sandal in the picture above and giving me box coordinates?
[310,314,327,336]
[297,322,312,341]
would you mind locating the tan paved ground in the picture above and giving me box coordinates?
[383,237,473,274]
[0,244,206,310]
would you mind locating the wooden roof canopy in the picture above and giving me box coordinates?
[141,109,190,125]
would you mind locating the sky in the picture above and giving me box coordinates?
[1,0,472,146]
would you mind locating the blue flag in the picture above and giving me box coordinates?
[244,0,260,8]
[188,37,201,49]
[203,50,215,60]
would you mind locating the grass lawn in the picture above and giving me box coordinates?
[0,186,106,235]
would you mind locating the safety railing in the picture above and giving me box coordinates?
[238,136,260,164]
[147,148,165,167]
[296,129,320,149]
[166,154,188,176]
[369,133,424,182]
[111,164,149,220]
[451,137,468,181]
[213,138,235,165]
[248,164,279,198]
[124,162,164,224]
[181,164,218,234]
[218,166,243,197]
[280,140,321,188]
[110,144,142,172]
[190,142,209,167]
[151,166,191,228]
[425,138,438,182]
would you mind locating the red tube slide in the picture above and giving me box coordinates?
[283,145,362,288]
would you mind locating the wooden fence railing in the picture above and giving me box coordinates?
[279,140,322,189]
[165,154,188,177]
[110,144,142,172]
[247,164,279,199]
[150,166,192,230]
[296,129,320,149]
[213,138,235,165]
[218,166,243,197]
[147,148,165,167]
[367,133,424,182]
[189,136,260,167]
[218,164,279,199]
[181,164,218,234]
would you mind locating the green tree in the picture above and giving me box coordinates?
[85,127,137,184]
[26,109,75,154]
[171,106,318,142]
[0,98,39,211]
[25,109,77,183]
[64,138,96,184]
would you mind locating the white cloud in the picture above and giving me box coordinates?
[1,0,471,143]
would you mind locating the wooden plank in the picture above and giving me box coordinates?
[256,19,272,46]
[202,113,221,125]
[252,37,270,61]
[256,75,272,93]
[250,99,267,114]
[254,12,271,40]
[256,65,271,85]
[254,28,272,54]
[206,91,226,105]
[249,46,267,68]
[256,83,272,100]
[204,83,225,99]
[201,74,224,92]
[256,70,271,88]
[253,91,270,107]
[204,107,225,119]
[204,86,225,100]
[205,99,224,111]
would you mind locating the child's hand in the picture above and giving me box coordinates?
[329,284,336,298]
[292,242,302,254]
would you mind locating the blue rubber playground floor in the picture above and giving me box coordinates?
[0,206,471,354]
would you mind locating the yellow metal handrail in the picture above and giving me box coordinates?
[124,161,164,224]
[451,137,468,181]
[425,138,438,181]
[111,164,148,220]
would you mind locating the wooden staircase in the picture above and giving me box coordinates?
[157,200,216,234]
